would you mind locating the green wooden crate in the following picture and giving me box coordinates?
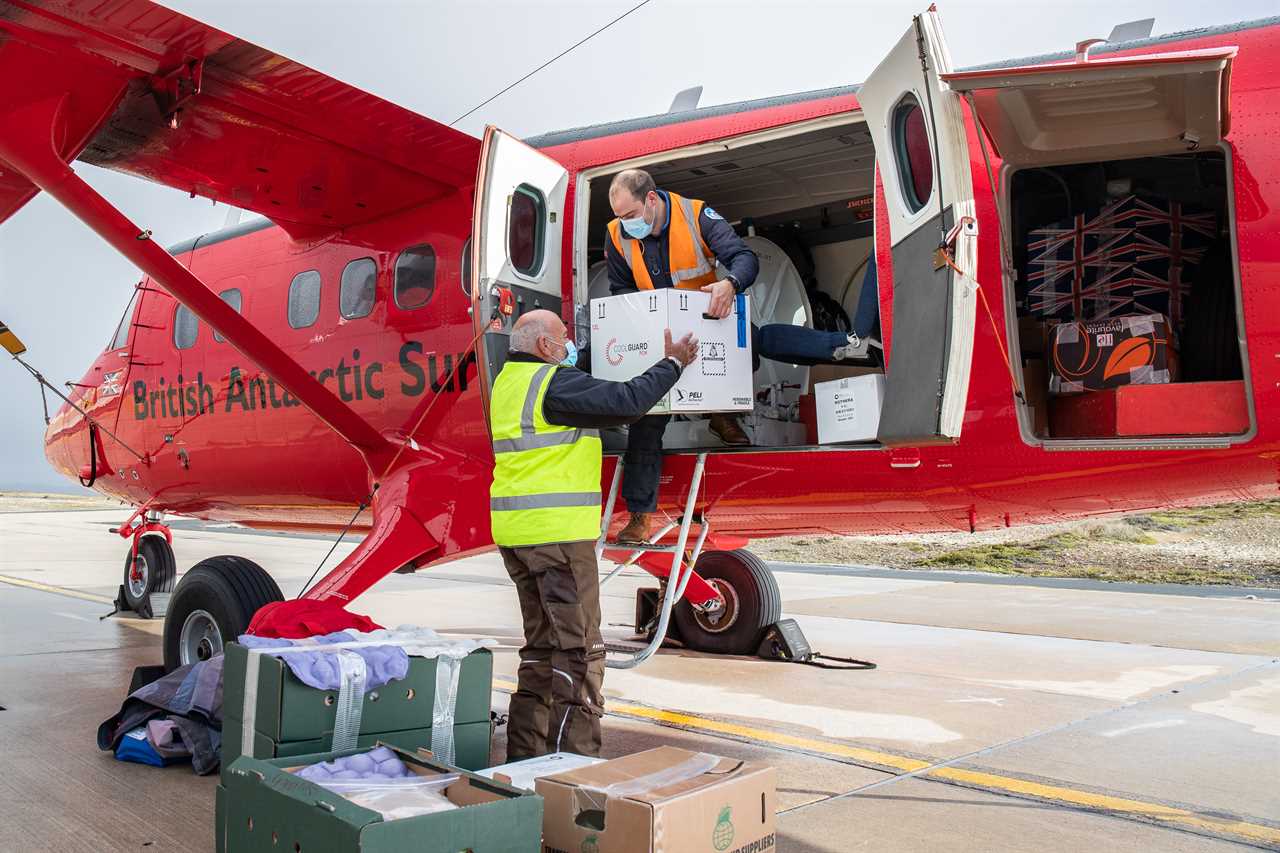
[224,642,493,741]
[215,783,227,853]
[221,718,493,774]
[223,745,542,853]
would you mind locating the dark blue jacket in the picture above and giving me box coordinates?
[605,190,759,295]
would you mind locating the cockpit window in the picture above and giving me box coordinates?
[174,303,198,350]
[109,288,139,350]
[214,288,242,342]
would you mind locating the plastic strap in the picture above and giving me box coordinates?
[431,656,462,764]
[581,752,719,803]
[331,650,367,752]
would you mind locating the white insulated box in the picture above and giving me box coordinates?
[590,289,753,414]
[815,374,885,443]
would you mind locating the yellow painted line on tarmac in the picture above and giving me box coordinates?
[0,573,114,604]
[493,676,1280,846]
[931,766,1280,847]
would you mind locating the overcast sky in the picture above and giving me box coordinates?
[1,0,1273,491]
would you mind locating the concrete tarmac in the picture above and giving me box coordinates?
[1,508,1277,851]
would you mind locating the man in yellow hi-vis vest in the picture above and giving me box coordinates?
[605,168,759,544]
[490,309,697,759]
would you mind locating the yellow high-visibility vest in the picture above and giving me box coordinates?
[489,360,602,547]
[607,192,719,291]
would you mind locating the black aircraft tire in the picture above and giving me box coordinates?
[122,536,176,613]
[163,556,284,671]
[673,550,781,655]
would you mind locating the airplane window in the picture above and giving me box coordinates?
[340,258,377,320]
[109,288,139,350]
[288,270,322,329]
[213,288,242,342]
[892,93,933,214]
[173,303,198,350]
[509,184,545,277]
[394,245,436,311]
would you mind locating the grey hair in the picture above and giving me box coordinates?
[509,310,558,354]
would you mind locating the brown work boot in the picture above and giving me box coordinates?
[708,413,751,446]
[617,512,652,545]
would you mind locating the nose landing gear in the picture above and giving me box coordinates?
[120,536,176,616]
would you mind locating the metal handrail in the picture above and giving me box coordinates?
[597,453,710,670]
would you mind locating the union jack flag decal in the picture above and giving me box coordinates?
[1021,195,1217,328]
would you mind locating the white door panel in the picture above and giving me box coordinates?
[474,128,568,299]
[471,127,570,414]
[858,8,977,445]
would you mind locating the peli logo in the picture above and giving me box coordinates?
[675,388,703,403]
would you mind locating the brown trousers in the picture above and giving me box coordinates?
[498,540,606,760]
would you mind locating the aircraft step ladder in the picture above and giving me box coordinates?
[596,452,711,670]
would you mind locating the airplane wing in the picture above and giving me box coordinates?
[0,0,480,238]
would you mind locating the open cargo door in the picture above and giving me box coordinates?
[470,127,570,422]
[859,9,977,446]
[942,46,1236,167]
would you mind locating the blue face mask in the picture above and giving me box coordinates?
[621,197,654,239]
[559,340,578,368]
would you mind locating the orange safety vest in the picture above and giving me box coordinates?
[607,192,720,291]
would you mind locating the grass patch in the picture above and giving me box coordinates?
[1132,499,1280,530]
[915,533,1084,571]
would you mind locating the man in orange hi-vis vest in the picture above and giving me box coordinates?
[604,168,758,544]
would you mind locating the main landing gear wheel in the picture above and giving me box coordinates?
[673,549,781,655]
[121,536,176,613]
[162,555,283,671]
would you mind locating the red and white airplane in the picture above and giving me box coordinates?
[1,1,1272,668]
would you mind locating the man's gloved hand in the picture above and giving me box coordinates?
[701,279,736,319]
[664,329,699,367]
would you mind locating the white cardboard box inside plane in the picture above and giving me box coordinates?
[589,290,753,414]
[815,373,885,443]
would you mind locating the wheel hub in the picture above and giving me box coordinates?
[693,579,740,634]
[178,609,222,666]
[126,553,149,599]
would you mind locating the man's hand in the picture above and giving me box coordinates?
[701,279,736,319]
[663,329,699,367]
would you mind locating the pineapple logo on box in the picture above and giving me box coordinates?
[605,338,648,367]
[713,806,735,850]
[580,835,599,853]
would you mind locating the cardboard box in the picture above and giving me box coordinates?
[590,290,753,414]
[814,374,885,444]
[537,746,776,853]
[223,744,542,853]
[1049,313,1177,395]
[222,643,493,773]
[480,752,605,791]
[1050,379,1249,438]
[1022,359,1049,437]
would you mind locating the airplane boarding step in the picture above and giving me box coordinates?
[595,453,710,670]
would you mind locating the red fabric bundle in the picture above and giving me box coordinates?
[246,599,382,639]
